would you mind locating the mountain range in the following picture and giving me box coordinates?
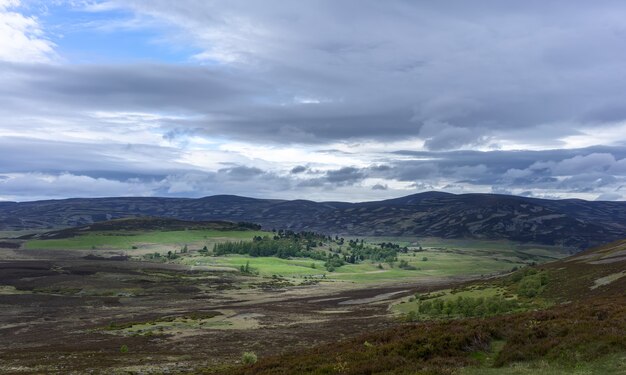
[2,192,626,249]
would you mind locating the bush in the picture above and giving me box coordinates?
[242,351,257,365]
[409,295,519,320]
[119,344,129,353]
[518,277,542,297]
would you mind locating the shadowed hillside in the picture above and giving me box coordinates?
[17,217,261,240]
[1,192,626,249]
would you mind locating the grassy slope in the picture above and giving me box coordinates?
[24,230,265,250]
[212,240,626,375]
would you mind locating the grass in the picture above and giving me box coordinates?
[184,248,529,284]
[185,255,327,278]
[24,230,266,250]
[363,236,570,261]
[101,311,259,336]
[331,250,527,283]
[23,230,567,286]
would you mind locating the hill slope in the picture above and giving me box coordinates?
[18,217,261,240]
[2,192,626,249]
[215,240,626,375]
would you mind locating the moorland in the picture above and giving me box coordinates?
[0,193,624,374]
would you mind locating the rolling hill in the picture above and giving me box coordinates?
[215,240,626,375]
[17,217,261,240]
[1,192,626,249]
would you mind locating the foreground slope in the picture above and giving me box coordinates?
[2,192,626,249]
[216,240,626,375]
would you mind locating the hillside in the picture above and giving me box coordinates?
[215,240,626,375]
[18,217,261,240]
[2,192,626,249]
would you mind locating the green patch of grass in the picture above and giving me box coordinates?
[394,286,525,320]
[394,266,557,320]
[393,286,508,314]
[175,241,547,286]
[100,311,260,335]
[185,255,327,278]
[185,248,531,284]
[332,250,528,283]
[24,230,266,250]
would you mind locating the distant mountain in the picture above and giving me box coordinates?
[1,192,625,249]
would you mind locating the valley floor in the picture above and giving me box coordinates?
[0,247,471,374]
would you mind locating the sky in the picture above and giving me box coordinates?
[1,0,626,202]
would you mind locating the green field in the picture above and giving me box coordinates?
[24,230,266,250]
[183,255,327,277]
[22,229,569,284]
[181,249,535,284]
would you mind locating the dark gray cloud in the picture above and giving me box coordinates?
[325,167,365,184]
[290,165,307,174]
[85,0,626,147]
[2,145,626,201]
[5,0,626,146]
[1,1,626,201]
[218,166,264,181]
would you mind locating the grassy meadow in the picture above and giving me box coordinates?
[20,227,569,284]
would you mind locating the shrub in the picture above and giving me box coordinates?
[119,344,129,353]
[399,259,417,270]
[518,277,542,297]
[242,351,257,365]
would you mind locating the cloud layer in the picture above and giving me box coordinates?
[1,1,626,201]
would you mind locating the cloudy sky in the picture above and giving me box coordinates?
[1,0,626,202]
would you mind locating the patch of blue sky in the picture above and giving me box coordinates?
[38,4,200,64]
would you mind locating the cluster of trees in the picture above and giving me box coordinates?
[512,268,549,298]
[378,242,410,253]
[349,246,398,263]
[324,254,345,272]
[407,295,519,320]
[212,231,404,272]
[213,237,326,259]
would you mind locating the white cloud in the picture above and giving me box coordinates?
[0,0,55,62]
[552,153,615,175]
